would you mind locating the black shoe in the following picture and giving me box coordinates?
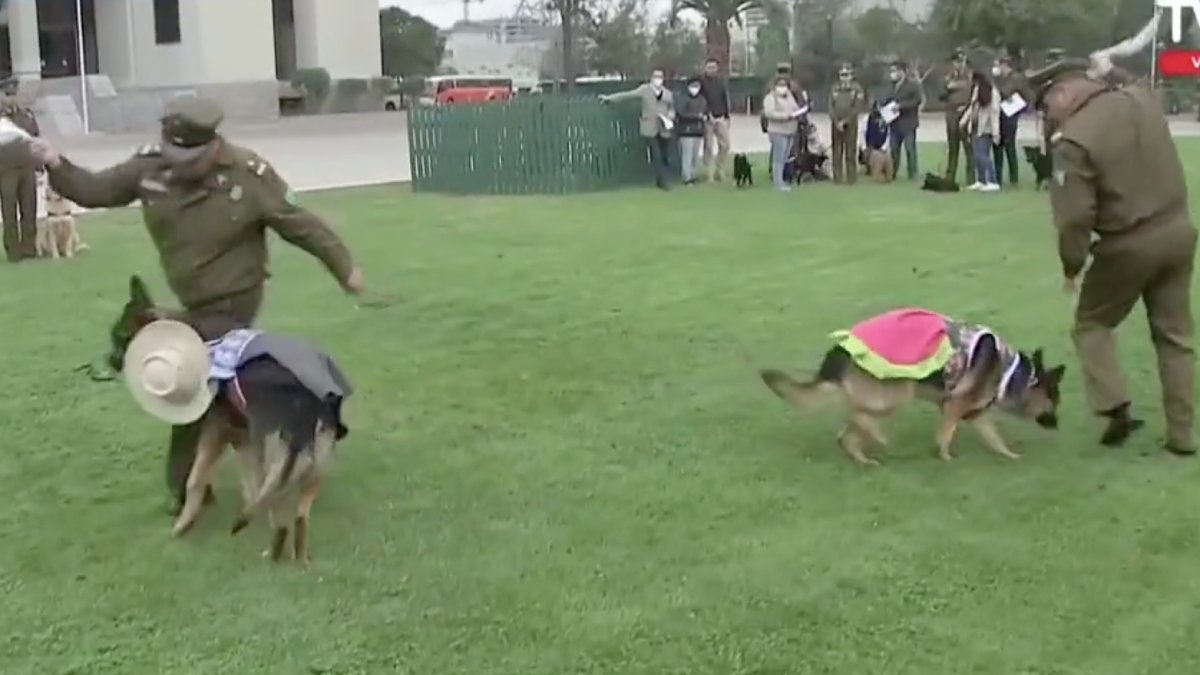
[1099,403,1145,447]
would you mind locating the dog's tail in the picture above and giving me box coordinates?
[760,368,840,407]
[231,435,299,535]
[231,420,338,535]
[759,347,849,407]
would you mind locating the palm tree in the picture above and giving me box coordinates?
[671,0,761,73]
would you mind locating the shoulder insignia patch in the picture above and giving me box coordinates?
[1050,131,1063,143]
[1054,169,1066,187]
[247,158,269,176]
[136,144,160,156]
[284,189,299,206]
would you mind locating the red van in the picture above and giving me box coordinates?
[419,76,514,106]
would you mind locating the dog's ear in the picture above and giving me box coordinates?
[1047,364,1065,383]
[129,275,152,308]
[1031,348,1045,371]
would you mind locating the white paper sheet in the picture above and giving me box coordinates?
[1000,93,1027,118]
[880,101,900,124]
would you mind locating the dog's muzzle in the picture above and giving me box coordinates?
[1036,412,1058,429]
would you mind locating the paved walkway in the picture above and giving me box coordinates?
[45,111,1200,193]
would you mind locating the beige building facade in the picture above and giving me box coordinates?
[0,0,382,133]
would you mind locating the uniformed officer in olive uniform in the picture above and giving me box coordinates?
[31,95,366,510]
[828,62,866,184]
[942,48,974,185]
[0,76,40,262]
[1028,58,1197,455]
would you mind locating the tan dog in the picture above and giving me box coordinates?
[36,181,86,259]
[760,309,1065,465]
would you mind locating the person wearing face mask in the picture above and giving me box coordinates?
[0,76,41,262]
[601,68,677,190]
[941,48,975,186]
[1027,57,1196,455]
[990,56,1028,187]
[828,63,865,184]
[29,95,364,515]
[887,60,922,180]
[676,76,709,185]
[762,77,804,192]
[699,58,732,182]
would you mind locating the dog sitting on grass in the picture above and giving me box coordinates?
[110,275,352,563]
[1024,145,1052,190]
[733,153,753,188]
[759,308,1064,466]
[37,181,87,259]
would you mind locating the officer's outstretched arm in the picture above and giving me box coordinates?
[1049,140,1096,278]
[255,160,355,287]
[47,157,142,208]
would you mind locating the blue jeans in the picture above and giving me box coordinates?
[973,134,996,185]
[768,132,791,189]
[889,125,918,179]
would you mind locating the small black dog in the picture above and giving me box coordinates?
[921,172,960,193]
[733,153,753,188]
[1024,145,1052,190]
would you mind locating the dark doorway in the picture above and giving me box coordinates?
[272,0,296,80]
[36,0,98,78]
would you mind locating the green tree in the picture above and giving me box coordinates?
[752,0,790,78]
[587,0,652,77]
[671,0,761,74]
[649,18,705,77]
[379,7,445,78]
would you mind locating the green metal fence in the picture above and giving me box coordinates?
[408,96,664,195]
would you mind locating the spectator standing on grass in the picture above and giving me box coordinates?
[28,95,364,516]
[941,48,975,186]
[887,60,922,180]
[991,55,1028,187]
[864,101,892,180]
[762,76,803,192]
[828,62,866,184]
[676,76,708,186]
[0,77,41,263]
[699,58,732,182]
[965,70,1000,192]
[601,68,676,191]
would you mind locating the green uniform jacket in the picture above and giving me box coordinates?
[48,141,354,308]
[944,65,972,109]
[1050,81,1192,277]
[829,81,866,124]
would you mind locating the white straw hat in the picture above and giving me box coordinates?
[122,319,215,425]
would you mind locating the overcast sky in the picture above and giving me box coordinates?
[381,0,674,29]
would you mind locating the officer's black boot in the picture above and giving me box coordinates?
[1098,402,1145,446]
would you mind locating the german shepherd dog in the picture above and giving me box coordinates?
[1024,145,1052,190]
[107,276,345,563]
[760,319,1064,466]
[733,153,754,188]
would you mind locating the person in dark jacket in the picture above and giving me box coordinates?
[677,76,708,185]
[887,60,923,180]
[699,58,732,182]
[864,101,888,151]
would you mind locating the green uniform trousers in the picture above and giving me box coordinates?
[1072,220,1197,448]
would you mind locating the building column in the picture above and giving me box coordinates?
[8,0,42,80]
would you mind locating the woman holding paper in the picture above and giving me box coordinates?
[991,56,1028,187]
[964,70,1001,192]
[762,77,805,192]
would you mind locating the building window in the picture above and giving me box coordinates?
[154,0,181,45]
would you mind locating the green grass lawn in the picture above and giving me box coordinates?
[3,141,1200,674]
